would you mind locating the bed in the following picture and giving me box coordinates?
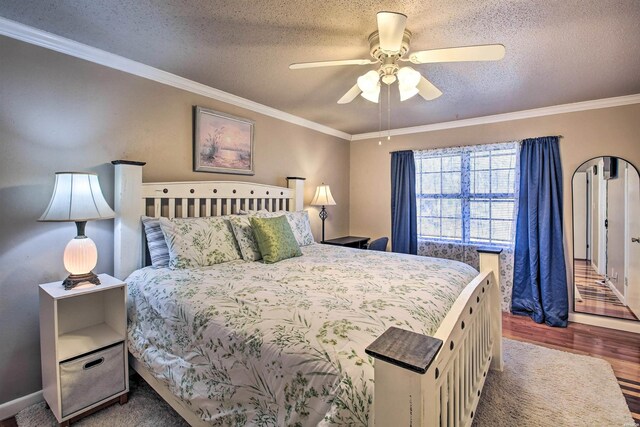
[112,160,503,426]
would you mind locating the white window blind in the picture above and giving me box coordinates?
[415,142,518,246]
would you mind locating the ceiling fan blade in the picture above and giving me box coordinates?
[417,76,443,101]
[337,84,361,104]
[409,44,506,64]
[289,59,374,70]
[377,11,407,53]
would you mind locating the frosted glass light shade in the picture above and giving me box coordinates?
[357,70,380,93]
[397,66,421,88]
[356,71,381,103]
[397,66,421,101]
[399,85,419,101]
[39,172,115,222]
[64,237,98,275]
[310,185,336,206]
[361,86,380,103]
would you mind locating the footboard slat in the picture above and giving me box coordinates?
[367,249,502,426]
[454,356,460,426]
[439,384,446,427]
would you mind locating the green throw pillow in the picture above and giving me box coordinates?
[250,216,302,264]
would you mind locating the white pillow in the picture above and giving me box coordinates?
[229,215,262,261]
[284,211,315,246]
[159,216,241,269]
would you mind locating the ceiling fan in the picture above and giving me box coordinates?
[289,11,505,104]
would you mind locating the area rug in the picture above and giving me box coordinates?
[473,339,634,427]
[16,339,633,426]
[15,374,188,427]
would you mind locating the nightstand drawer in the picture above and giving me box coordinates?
[60,342,126,417]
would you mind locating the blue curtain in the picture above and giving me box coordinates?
[512,136,568,327]
[391,151,417,254]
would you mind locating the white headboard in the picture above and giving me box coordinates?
[111,160,305,280]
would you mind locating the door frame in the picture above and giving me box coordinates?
[624,163,630,304]
[586,170,592,261]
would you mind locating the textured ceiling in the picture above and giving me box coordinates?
[1,1,639,135]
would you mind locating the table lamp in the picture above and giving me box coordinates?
[310,183,336,243]
[39,172,115,290]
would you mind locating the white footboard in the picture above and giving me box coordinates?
[366,249,503,427]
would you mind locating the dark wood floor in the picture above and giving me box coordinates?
[2,313,639,426]
[503,311,640,423]
[0,417,16,427]
[574,259,638,320]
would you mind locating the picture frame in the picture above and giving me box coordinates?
[193,106,255,175]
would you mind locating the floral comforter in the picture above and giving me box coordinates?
[127,244,478,426]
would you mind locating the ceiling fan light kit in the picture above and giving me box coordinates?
[289,11,506,105]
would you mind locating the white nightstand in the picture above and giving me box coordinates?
[39,274,129,426]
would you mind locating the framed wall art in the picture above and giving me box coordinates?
[193,106,255,175]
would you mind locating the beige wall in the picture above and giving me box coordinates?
[0,36,349,405]
[350,103,640,314]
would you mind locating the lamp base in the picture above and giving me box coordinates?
[318,206,328,243]
[63,272,101,290]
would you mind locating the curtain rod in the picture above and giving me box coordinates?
[388,135,564,154]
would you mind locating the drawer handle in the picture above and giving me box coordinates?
[83,357,104,370]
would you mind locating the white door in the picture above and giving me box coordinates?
[573,172,587,260]
[625,165,640,318]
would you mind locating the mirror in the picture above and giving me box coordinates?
[572,157,640,321]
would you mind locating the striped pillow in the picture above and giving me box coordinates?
[141,216,170,268]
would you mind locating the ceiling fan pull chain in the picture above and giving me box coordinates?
[387,84,391,141]
[378,90,383,145]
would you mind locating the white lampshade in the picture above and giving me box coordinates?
[39,172,115,222]
[310,184,336,206]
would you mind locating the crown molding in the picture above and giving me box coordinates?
[351,93,640,141]
[0,17,351,141]
[3,16,639,144]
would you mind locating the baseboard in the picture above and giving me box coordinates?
[0,390,43,420]
[574,286,583,302]
[569,312,640,333]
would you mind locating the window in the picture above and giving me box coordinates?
[415,142,518,246]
